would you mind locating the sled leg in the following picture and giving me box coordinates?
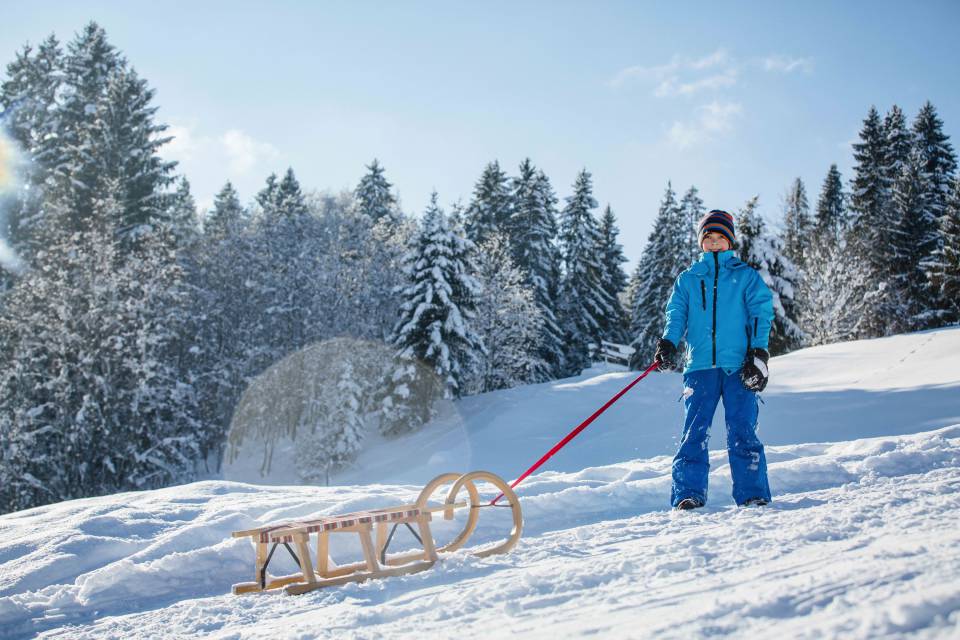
[317,531,330,576]
[358,525,380,572]
[231,540,272,594]
[376,521,388,560]
[418,515,437,562]
[293,533,316,584]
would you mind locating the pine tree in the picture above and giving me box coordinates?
[50,23,175,244]
[912,102,958,233]
[598,204,630,343]
[780,177,812,271]
[354,159,399,224]
[465,161,512,246]
[800,237,868,346]
[0,36,62,261]
[295,359,365,485]
[927,177,960,324]
[97,67,177,240]
[737,196,803,354]
[165,176,200,248]
[848,106,892,337]
[801,165,856,344]
[205,181,246,237]
[0,191,202,513]
[814,164,847,246]
[469,233,545,392]
[850,107,889,230]
[509,161,564,379]
[390,192,485,399]
[557,169,614,374]
[913,102,958,326]
[890,146,937,330]
[445,199,487,388]
[41,23,123,235]
[802,167,864,345]
[0,36,62,163]
[883,105,913,193]
[276,167,309,218]
[736,196,764,269]
[679,186,705,263]
[255,173,280,219]
[627,182,688,368]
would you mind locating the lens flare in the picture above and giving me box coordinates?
[0,131,15,193]
[0,128,25,273]
[223,337,472,486]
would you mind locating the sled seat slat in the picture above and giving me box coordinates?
[268,508,428,544]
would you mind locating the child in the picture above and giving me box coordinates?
[653,210,774,510]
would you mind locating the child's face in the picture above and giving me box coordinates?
[701,232,730,253]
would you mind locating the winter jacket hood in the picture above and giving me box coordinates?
[662,250,774,374]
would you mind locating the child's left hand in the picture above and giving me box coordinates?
[741,348,770,392]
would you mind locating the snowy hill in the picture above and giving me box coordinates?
[226,325,960,487]
[2,328,960,638]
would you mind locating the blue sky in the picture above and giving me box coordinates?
[3,1,959,267]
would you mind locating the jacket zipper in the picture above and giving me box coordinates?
[700,281,707,310]
[712,252,719,367]
[754,317,758,338]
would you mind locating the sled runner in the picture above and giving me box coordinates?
[230,471,523,595]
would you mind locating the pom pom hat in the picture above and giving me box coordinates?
[698,209,736,247]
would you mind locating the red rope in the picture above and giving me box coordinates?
[490,361,659,505]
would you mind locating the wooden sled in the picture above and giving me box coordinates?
[231,470,523,595]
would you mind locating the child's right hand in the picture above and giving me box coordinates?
[654,339,677,371]
[741,348,770,391]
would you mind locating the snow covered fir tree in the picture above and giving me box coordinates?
[381,192,485,434]
[1,22,959,516]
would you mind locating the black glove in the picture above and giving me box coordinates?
[741,348,770,392]
[654,338,677,372]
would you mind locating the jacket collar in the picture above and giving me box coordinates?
[698,250,737,271]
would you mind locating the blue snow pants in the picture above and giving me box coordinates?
[671,368,772,507]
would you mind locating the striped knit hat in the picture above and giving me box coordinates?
[698,209,736,247]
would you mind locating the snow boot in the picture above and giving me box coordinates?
[675,498,704,511]
[742,497,768,507]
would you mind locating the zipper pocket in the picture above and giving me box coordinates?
[700,281,707,310]
[754,317,758,337]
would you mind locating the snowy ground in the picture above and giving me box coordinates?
[2,328,960,638]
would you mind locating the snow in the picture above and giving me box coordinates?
[2,327,960,638]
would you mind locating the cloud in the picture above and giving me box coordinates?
[610,49,734,95]
[160,123,280,177]
[654,69,738,97]
[158,122,283,216]
[221,129,280,175]
[689,49,731,71]
[609,59,678,87]
[761,55,814,74]
[612,49,813,97]
[667,101,743,149]
[161,125,200,162]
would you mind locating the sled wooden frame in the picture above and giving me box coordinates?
[231,470,523,596]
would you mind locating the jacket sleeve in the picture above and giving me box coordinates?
[661,274,688,346]
[745,270,774,350]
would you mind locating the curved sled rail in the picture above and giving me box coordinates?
[230,470,523,595]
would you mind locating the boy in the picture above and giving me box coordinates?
[654,210,774,510]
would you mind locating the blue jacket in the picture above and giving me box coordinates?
[662,250,774,374]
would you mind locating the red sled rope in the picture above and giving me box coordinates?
[490,361,660,505]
